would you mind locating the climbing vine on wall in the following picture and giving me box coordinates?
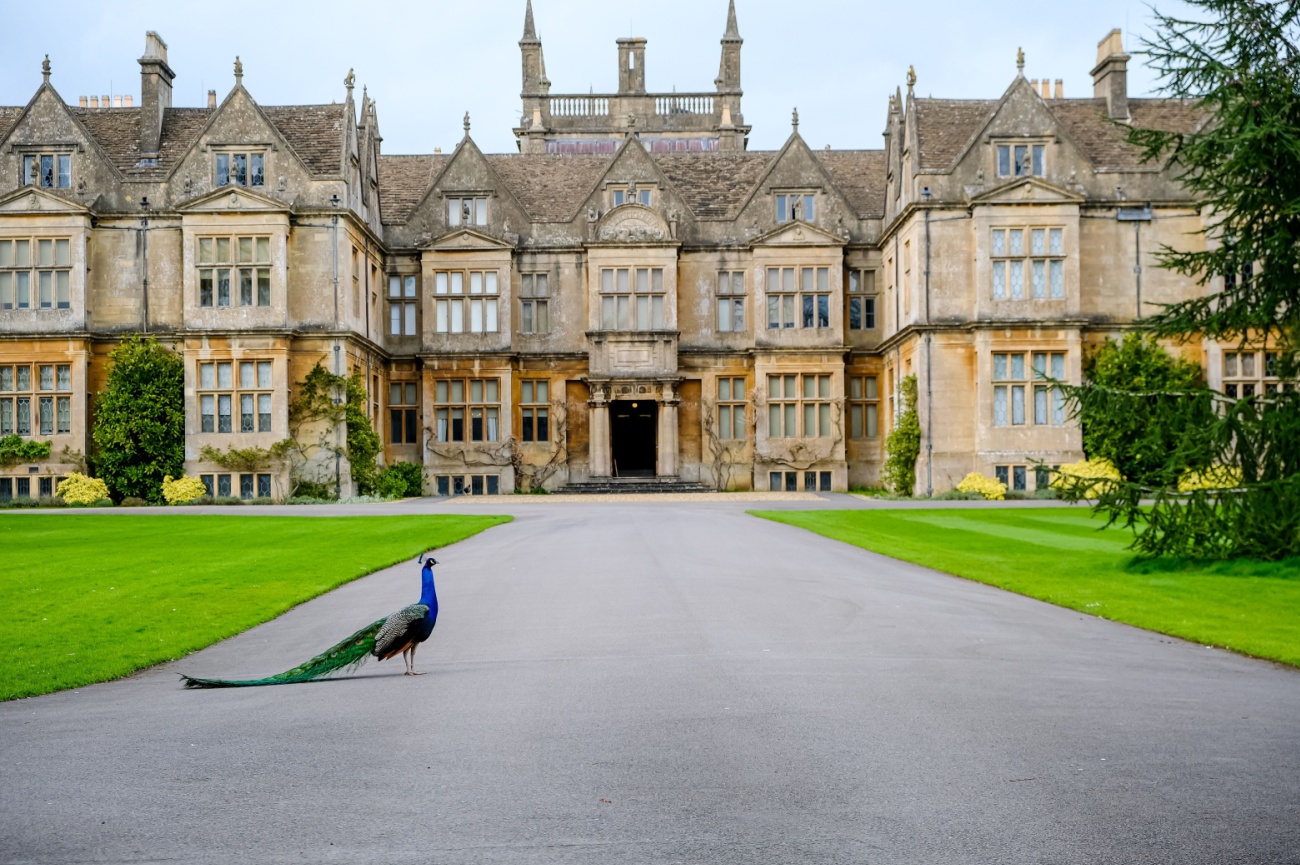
[883,375,920,496]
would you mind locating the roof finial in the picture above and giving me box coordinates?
[792,106,799,133]
[344,68,355,95]
[41,55,51,85]
[234,56,243,84]
[1016,47,1025,76]
[463,111,471,137]
[906,65,916,97]
[723,0,740,40]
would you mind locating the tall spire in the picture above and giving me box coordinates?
[723,0,740,40]
[522,0,538,42]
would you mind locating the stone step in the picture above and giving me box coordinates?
[557,478,713,495]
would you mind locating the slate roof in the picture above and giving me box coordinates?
[815,150,887,219]
[485,154,613,222]
[376,154,448,224]
[0,107,22,143]
[651,152,774,219]
[911,95,1207,173]
[260,104,347,175]
[1050,98,1206,169]
[912,99,999,170]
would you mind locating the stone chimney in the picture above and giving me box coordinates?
[138,31,174,157]
[1054,79,1064,100]
[1091,29,1129,120]
[617,38,647,95]
[79,96,88,107]
[207,89,217,109]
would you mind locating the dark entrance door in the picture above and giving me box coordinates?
[611,400,657,477]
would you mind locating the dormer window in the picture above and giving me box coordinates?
[22,154,71,189]
[775,192,815,224]
[448,197,488,227]
[997,144,1045,178]
[216,152,265,188]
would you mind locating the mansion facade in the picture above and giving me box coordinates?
[0,7,1249,498]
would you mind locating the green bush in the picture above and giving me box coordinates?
[91,336,184,503]
[293,480,337,501]
[883,375,921,496]
[376,461,425,499]
[120,497,148,508]
[0,434,52,468]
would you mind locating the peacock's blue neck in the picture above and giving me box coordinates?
[419,566,438,615]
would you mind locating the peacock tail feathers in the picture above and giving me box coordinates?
[181,617,387,689]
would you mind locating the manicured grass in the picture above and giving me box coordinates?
[1,514,511,700]
[752,507,1300,667]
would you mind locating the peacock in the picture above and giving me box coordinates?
[181,554,440,688]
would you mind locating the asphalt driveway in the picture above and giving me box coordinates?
[2,499,1297,864]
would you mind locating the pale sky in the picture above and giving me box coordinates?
[0,0,1197,155]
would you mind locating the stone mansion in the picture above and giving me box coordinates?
[0,4,1252,499]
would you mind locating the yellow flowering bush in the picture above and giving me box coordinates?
[162,474,208,504]
[1051,457,1122,496]
[56,472,111,505]
[1178,464,1243,492]
[956,472,1007,500]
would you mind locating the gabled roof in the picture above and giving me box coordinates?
[814,150,887,219]
[485,153,613,222]
[66,106,212,180]
[1049,98,1206,170]
[260,104,347,175]
[0,107,22,142]
[911,99,1000,170]
[650,152,774,219]
[377,154,449,224]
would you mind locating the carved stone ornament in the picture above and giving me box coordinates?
[596,205,669,243]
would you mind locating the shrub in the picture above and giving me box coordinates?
[293,480,338,501]
[375,461,425,499]
[0,434,52,468]
[120,496,148,508]
[36,495,65,508]
[92,336,185,503]
[212,496,244,506]
[1177,464,1244,492]
[883,375,921,496]
[956,472,1006,501]
[161,474,208,505]
[57,472,111,505]
[1052,458,1122,498]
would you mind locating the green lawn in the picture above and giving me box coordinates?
[752,507,1300,667]
[1,514,511,700]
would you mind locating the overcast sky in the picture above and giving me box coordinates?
[0,0,1197,155]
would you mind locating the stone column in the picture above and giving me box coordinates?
[657,382,679,477]
[589,383,612,477]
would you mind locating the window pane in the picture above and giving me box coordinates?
[993,261,1006,299]
[994,386,1007,426]
[236,237,252,264]
[1008,230,1023,256]
[451,272,463,294]
[785,404,796,438]
[241,394,254,432]
[217,269,230,306]
[819,403,831,436]
[258,361,272,388]
[58,154,71,188]
[998,146,1011,176]
[817,295,829,328]
[1014,145,1027,175]
[450,300,463,333]
[617,296,630,330]
[1032,146,1045,177]
[1050,260,1064,298]
[1012,385,1025,425]
[651,296,664,329]
[776,194,787,223]
[1051,353,1065,379]
[767,295,779,329]
[866,404,878,437]
[783,295,795,328]
[259,394,272,432]
[1052,387,1066,425]
[1031,229,1045,256]
[475,199,487,225]
[1035,386,1048,424]
[1049,228,1063,256]
[1032,260,1046,299]
[406,302,417,334]
[391,304,402,335]
[1009,260,1024,299]
[1011,354,1025,380]
[804,195,815,221]
[217,362,232,388]
[617,269,629,293]
[239,361,254,389]
[218,395,232,432]
[57,396,70,433]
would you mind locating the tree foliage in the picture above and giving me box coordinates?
[1080,334,1206,485]
[1057,1,1300,560]
[283,363,381,497]
[884,375,921,496]
[92,337,185,503]
[0,434,51,468]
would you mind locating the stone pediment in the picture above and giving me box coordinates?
[426,227,515,251]
[592,204,673,244]
[0,186,90,215]
[751,219,848,247]
[177,185,290,213]
[970,177,1084,206]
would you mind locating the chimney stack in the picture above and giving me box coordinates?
[1040,79,1051,99]
[137,31,174,156]
[113,95,122,108]
[1091,29,1129,119]
[207,89,217,109]
[89,96,99,108]
[79,96,88,107]
[124,95,133,107]
[1054,79,1064,100]
[102,95,110,108]
[616,38,647,95]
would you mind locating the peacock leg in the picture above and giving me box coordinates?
[401,646,412,675]
[408,643,426,676]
